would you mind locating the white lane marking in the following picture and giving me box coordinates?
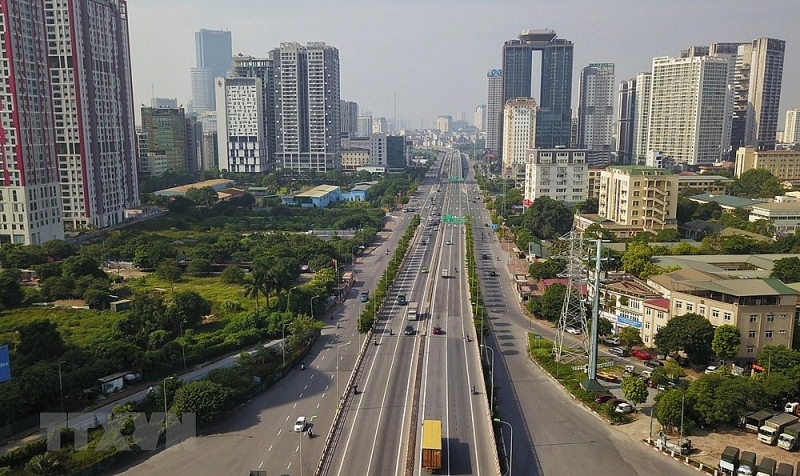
[285,416,290,421]
[268,445,273,452]
[293,403,297,408]
[259,461,264,468]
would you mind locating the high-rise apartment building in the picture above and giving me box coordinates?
[152,97,178,108]
[474,105,487,132]
[231,54,275,170]
[784,108,800,144]
[501,98,538,172]
[197,112,218,171]
[501,30,573,149]
[733,38,785,151]
[647,56,730,165]
[341,100,359,136]
[597,166,678,234]
[373,117,389,134]
[616,78,637,165]
[577,63,615,167]
[47,0,139,232]
[140,107,188,176]
[523,148,588,205]
[357,116,372,138]
[192,29,232,113]
[485,69,504,151]
[436,116,452,133]
[632,72,652,164]
[272,42,341,171]
[0,0,64,245]
[216,77,270,173]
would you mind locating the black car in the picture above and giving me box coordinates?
[644,360,664,369]
[488,270,497,277]
[404,325,414,335]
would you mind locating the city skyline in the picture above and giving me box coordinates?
[127,0,800,128]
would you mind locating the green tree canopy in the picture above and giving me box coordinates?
[619,327,643,350]
[712,325,741,361]
[220,266,246,284]
[621,376,649,408]
[653,313,715,364]
[771,256,800,283]
[655,389,694,434]
[170,380,233,425]
[528,259,565,280]
[729,168,784,198]
[16,319,66,365]
[527,283,566,322]
[519,196,574,239]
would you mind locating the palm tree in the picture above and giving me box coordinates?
[242,277,261,314]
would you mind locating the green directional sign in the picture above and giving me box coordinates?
[449,176,464,183]
[443,215,467,225]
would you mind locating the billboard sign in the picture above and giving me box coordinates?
[0,345,10,383]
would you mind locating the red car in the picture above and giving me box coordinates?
[632,349,652,360]
[595,394,614,404]
[432,326,443,335]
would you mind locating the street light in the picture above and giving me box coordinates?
[282,322,292,366]
[337,341,352,406]
[493,418,513,476]
[480,345,495,414]
[58,360,66,413]
[163,376,174,417]
[287,286,299,314]
[310,295,320,319]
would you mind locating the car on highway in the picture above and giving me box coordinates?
[481,253,489,260]
[609,347,627,357]
[421,268,428,273]
[294,417,307,432]
[432,326,443,335]
[644,360,664,369]
[404,325,415,335]
[488,270,497,277]
[420,239,427,245]
[595,394,615,404]
[632,349,652,360]
[566,327,581,335]
[360,292,369,303]
[446,240,452,245]
[397,294,407,305]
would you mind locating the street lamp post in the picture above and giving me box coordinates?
[287,286,298,314]
[480,345,495,414]
[493,418,513,476]
[649,388,660,444]
[336,341,352,406]
[163,376,174,417]
[310,295,320,319]
[281,323,291,366]
[679,391,686,452]
[58,360,66,413]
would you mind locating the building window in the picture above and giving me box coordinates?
[675,301,682,309]
[712,309,719,318]
[723,312,731,321]
[766,330,774,338]
[645,322,650,329]
[779,330,787,334]
[749,315,757,323]
[698,306,705,315]
[644,336,650,343]
[686,303,694,312]
[746,345,755,354]
[766,313,775,322]
[657,311,664,319]
[748,330,756,338]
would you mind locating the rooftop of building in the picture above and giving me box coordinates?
[676,173,733,182]
[689,193,765,209]
[293,185,340,198]
[155,179,235,196]
[741,147,800,156]
[648,268,721,290]
[350,183,374,192]
[607,165,674,176]
[643,298,671,310]
[650,254,799,279]
[604,279,661,297]
[675,278,797,297]
[749,202,800,212]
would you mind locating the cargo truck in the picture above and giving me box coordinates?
[737,451,757,476]
[777,422,800,450]
[775,463,793,476]
[441,268,448,278]
[407,302,419,321]
[756,457,776,476]
[745,411,776,432]
[421,419,442,472]
[719,446,739,475]
[759,414,799,445]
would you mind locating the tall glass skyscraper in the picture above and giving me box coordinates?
[192,29,232,112]
[501,30,573,150]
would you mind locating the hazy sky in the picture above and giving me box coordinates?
[128,0,800,129]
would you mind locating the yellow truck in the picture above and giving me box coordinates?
[421,419,442,472]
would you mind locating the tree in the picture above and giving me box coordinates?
[653,228,682,242]
[589,316,613,337]
[712,325,741,361]
[520,196,574,239]
[16,319,66,365]
[221,266,245,284]
[621,242,654,277]
[756,345,800,373]
[242,277,262,314]
[621,376,648,409]
[653,313,715,364]
[662,360,685,381]
[61,254,102,279]
[156,262,183,293]
[528,259,565,280]
[185,186,219,206]
[40,239,76,261]
[186,258,212,275]
[0,274,24,308]
[83,288,112,310]
[527,284,566,322]
[729,168,784,198]
[171,380,234,425]
[168,291,211,330]
[575,197,599,214]
[771,256,800,284]
[655,389,693,434]
[619,327,643,350]
[670,242,700,256]
[757,372,798,403]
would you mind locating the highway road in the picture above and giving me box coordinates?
[464,153,698,476]
[110,154,441,476]
[326,149,497,475]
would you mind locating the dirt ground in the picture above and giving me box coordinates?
[103,267,147,279]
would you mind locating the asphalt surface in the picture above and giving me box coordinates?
[110,184,419,476]
[327,149,497,475]
[465,155,697,476]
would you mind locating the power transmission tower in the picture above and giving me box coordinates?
[553,229,590,363]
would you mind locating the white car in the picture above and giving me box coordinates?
[566,327,581,335]
[293,416,307,432]
[615,403,634,414]
[704,366,718,374]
